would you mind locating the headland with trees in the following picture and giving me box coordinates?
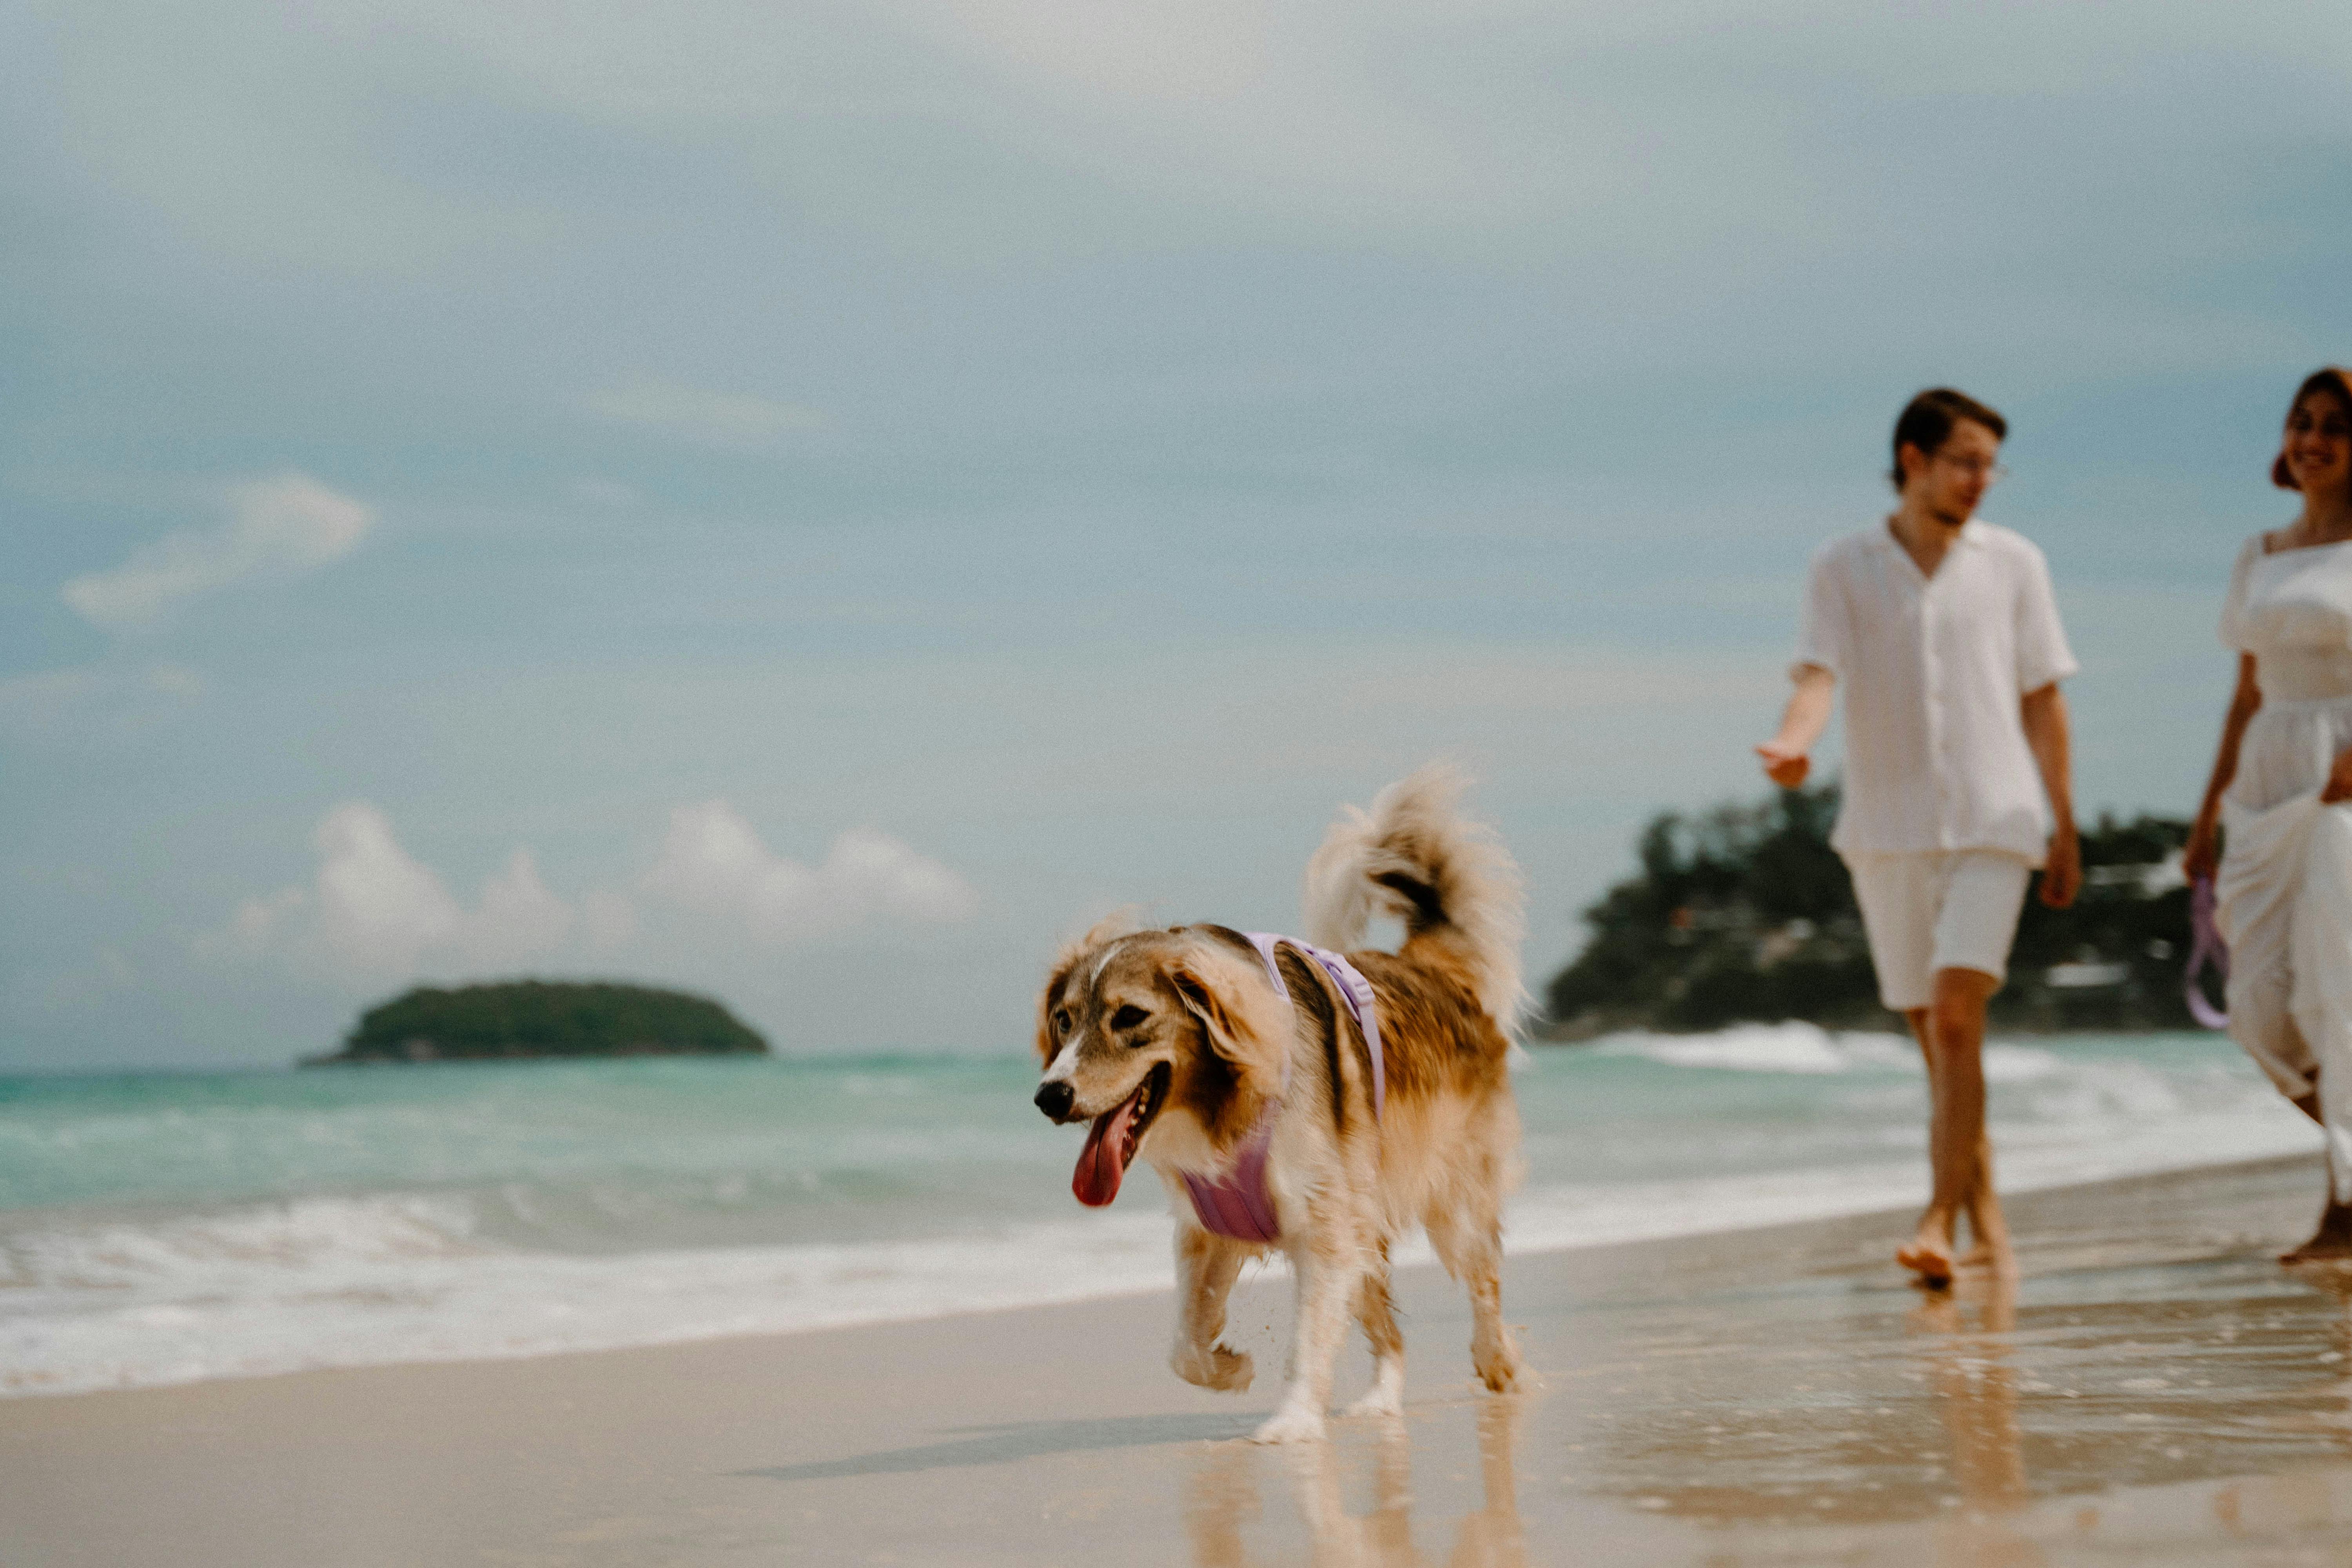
[307,980,769,1064]
[1539,784,2201,1039]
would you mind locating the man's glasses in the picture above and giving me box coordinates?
[1937,455,2009,483]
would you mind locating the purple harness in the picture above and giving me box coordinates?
[1177,933,1384,1245]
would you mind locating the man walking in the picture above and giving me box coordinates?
[1757,388,2081,1284]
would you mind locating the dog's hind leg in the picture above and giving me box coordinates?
[1252,1223,1362,1443]
[1340,1236,1405,1418]
[1171,1224,1254,1393]
[1425,1198,1520,1394]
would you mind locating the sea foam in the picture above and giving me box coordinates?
[0,1034,2320,1397]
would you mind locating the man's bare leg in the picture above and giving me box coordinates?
[1965,1138,2014,1276]
[1902,998,2008,1271]
[1898,967,2006,1286]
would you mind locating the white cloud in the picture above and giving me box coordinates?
[62,473,374,633]
[200,802,579,985]
[584,381,828,449]
[457,848,577,969]
[198,799,975,989]
[644,801,979,941]
[309,803,465,976]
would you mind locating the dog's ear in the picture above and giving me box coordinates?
[1035,959,1076,1067]
[1169,943,1290,1095]
[1035,909,1143,1065]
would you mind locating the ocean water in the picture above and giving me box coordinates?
[0,1026,2318,1397]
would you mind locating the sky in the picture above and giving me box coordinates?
[4,0,2349,1069]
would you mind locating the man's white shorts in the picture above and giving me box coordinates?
[1844,850,2033,1011]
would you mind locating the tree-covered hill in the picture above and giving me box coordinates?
[310,980,769,1064]
[1539,785,2200,1039]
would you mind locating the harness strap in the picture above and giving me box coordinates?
[2186,875,2229,1031]
[1178,934,1385,1244]
[1240,933,1384,1120]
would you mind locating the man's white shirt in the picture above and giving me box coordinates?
[1794,519,2077,865]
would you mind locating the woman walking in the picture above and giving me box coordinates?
[2187,367,2352,1260]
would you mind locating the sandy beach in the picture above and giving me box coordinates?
[11,1154,2352,1566]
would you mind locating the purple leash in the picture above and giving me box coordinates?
[1177,934,1385,1244]
[2186,876,2229,1031]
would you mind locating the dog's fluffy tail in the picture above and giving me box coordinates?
[1301,764,1526,1033]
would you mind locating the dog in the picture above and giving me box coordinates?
[1031,765,1526,1443]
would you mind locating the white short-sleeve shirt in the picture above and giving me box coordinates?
[1794,519,2078,864]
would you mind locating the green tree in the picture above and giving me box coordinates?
[317,980,769,1063]
[1541,786,2197,1038]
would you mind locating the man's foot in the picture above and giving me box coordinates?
[1898,1216,1957,1288]
[1953,1238,2019,1278]
[2282,1199,2352,1263]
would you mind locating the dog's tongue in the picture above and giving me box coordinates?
[1073,1092,1140,1208]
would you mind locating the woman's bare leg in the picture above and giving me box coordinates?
[2286,808,2352,1261]
[2283,1076,2352,1260]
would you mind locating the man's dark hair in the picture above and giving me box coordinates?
[1889,387,2007,494]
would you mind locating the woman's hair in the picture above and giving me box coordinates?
[2273,367,2352,490]
[1889,387,2007,494]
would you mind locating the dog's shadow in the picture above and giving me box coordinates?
[734,1411,1260,1483]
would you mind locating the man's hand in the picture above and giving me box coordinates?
[2039,822,2081,909]
[1759,666,1835,790]
[2324,745,2352,805]
[1755,740,1810,789]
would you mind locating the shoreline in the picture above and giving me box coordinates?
[4,1134,2323,1403]
[7,1151,2349,1566]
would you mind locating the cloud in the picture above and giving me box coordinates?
[643,801,979,941]
[199,799,976,990]
[199,802,576,984]
[584,381,829,449]
[62,473,374,633]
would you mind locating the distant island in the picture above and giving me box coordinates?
[1539,784,2200,1039]
[306,980,769,1064]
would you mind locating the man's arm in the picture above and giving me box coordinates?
[2020,682,2079,908]
[1757,664,1835,788]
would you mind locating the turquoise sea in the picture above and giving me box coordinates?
[0,1026,2318,1397]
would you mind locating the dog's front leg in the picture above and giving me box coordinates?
[1251,1223,1359,1444]
[1340,1237,1405,1419]
[1170,1223,1253,1393]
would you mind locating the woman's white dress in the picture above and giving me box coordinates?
[2216,534,2352,1194]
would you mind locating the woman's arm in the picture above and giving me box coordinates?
[2185,653,2263,878]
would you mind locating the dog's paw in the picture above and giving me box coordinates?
[1249,1406,1327,1445]
[1472,1332,1522,1394]
[1172,1343,1254,1393]
[1341,1359,1405,1419]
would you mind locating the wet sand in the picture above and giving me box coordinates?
[11,1155,2352,1565]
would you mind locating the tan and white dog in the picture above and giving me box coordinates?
[1031,766,1526,1443]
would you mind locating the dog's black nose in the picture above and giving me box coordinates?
[1034,1081,1075,1122]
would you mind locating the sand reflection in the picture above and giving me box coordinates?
[1184,1397,1528,1566]
[1907,1274,2042,1562]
